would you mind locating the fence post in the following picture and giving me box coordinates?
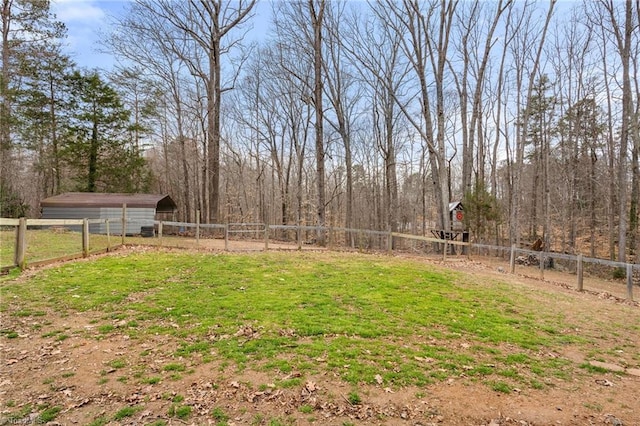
[106,219,111,251]
[387,230,393,255]
[509,245,516,274]
[196,210,200,248]
[15,217,27,270]
[297,224,302,250]
[328,226,333,249]
[539,252,545,280]
[443,239,448,261]
[82,219,89,257]
[627,264,634,302]
[224,224,229,251]
[264,223,269,251]
[121,203,127,245]
[158,221,163,246]
[577,254,584,292]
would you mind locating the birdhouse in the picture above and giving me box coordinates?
[449,201,464,231]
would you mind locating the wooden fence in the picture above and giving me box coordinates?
[1,217,637,301]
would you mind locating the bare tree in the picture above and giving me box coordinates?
[379,0,458,232]
[588,0,637,261]
[339,4,410,238]
[133,0,256,223]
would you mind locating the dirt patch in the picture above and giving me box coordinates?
[1,248,639,425]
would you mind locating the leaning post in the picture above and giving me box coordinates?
[15,217,27,270]
[509,245,516,274]
[106,219,111,251]
[264,223,269,251]
[121,203,127,245]
[576,254,584,291]
[443,238,448,262]
[196,210,200,248]
[82,219,89,257]
[627,264,634,302]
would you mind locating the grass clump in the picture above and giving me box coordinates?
[579,363,609,373]
[113,406,139,420]
[489,381,512,394]
[38,406,61,423]
[163,363,186,372]
[212,407,229,423]
[347,391,362,405]
[168,404,192,420]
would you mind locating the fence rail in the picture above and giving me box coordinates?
[1,217,637,301]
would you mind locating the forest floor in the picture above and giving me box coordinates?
[1,242,639,426]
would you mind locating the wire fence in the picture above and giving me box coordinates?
[1,218,637,301]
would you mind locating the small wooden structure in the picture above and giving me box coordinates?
[431,201,469,254]
[449,201,465,231]
[41,192,177,235]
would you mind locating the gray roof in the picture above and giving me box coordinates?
[41,193,177,213]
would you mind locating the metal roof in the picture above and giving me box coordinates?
[41,193,177,213]
[449,201,463,212]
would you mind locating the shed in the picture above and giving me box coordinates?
[41,192,177,235]
[449,201,464,231]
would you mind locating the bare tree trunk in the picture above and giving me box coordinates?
[310,0,326,244]
[616,0,633,262]
[596,0,634,261]
[208,32,221,223]
[511,0,555,246]
[1,0,13,191]
[629,35,640,258]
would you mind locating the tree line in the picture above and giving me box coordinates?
[1,0,639,262]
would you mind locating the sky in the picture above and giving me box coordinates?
[51,0,273,71]
[51,0,127,70]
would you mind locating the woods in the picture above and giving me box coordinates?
[1,0,639,261]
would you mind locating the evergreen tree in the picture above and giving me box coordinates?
[521,75,556,243]
[1,0,65,215]
[463,182,501,242]
[17,44,74,196]
[62,70,151,193]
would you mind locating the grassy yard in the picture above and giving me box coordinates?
[1,250,590,390]
[0,229,117,268]
[2,249,640,425]
[0,229,181,269]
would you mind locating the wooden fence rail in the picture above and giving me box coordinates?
[1,218,637,301]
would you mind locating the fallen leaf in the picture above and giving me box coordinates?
[305,381,317,392]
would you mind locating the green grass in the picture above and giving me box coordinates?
[0,229,116,267]
[38,406,62,423]
[0,229,207,269]
[113,406,140,420]
[212,407,229,422]
[0,251,609,390]
[168,404,192,420]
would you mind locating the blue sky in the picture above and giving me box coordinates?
[51,0,272,71]
[51,0,127,70]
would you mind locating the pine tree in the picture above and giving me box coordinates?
[62,71,151,193]
[1,0,65,215]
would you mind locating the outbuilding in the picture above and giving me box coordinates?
[449,201,465,231]
[40,192,177,235]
